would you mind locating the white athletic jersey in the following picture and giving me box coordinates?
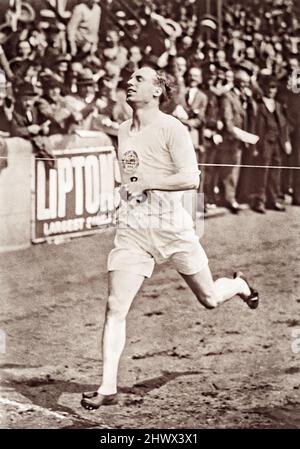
[116,111,200,230]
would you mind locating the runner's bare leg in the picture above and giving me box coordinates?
[97,266,249,394]
[98,270,145,395]
[180,265,251,309]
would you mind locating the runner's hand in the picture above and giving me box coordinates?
[125,181,147,196]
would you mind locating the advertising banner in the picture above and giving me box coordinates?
[32,146,119,243]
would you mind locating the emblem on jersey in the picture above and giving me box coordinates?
[121,150,139,174]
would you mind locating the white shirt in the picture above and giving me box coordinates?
[117,111,199,229]
[262,97,276,113]
[187,87,198,106]
[67,3,101,45]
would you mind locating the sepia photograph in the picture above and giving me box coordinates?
[0,0,300,432]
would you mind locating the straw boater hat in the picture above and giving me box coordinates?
[199,15,218,31]
[158,18,182,38]
[77,69,96,86]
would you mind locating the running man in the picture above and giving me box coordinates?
[81,66,259,410]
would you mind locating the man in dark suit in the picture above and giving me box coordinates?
[11,81,47,138]
[284,78,300,207]
[11,81,55,168]
[252,75,291,213]
[218,68,249,213]
[37,76,79,135]
[178,66,208,151]
[172,66,207,209]
[201,72,223,208]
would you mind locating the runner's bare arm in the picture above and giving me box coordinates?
[143,118,200,191]
[126,171,199,195]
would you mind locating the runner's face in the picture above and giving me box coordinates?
[127,67,159,105]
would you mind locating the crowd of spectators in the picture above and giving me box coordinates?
[0,0,300,213]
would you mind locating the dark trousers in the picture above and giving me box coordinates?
[254,140,282,205]
[202,144,218,204]
[216,140,240,204]
[280,152,292,196]
[194,149,203,211]
[236,146,257,204]
[291,130,300,204]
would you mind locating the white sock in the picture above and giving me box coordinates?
[235,277,251,297]
[97,386,117,396]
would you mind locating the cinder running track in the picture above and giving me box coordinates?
[1,207,300,429]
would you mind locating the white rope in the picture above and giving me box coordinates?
[0,156,56,162]
[0,156,300,170]
[197,163,300,170]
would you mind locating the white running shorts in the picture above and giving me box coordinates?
[107,227,208,278]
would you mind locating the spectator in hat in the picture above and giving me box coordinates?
[235,65,259,205]
[42,21,68,62]
[202,72,223,209]
[252,74,291,213]
[245,45,257,63]
[11,58,37,91]
[40,54,71,95]
[23,59,43,90]
[82,61,122,133]
[166,54,188,109]
[16,39,35,61]
[139,5,179,57]
[65,61,84,95]
[0,44,13,81]
[51,54,71,85]
[67,0,102,57]
[37,77,80,135]
[8,56,25,79]
[218,68,251,213]
[0,24,14,53]
[91,81,120,138]
[175,66,208,153]
[187,39,206,68]
[52,54,71,78]
[0,81,13,137]
[210,64,234,97]
[228,30,246,63]
[11,80,55,167]
[177,35,194,60]
[102,29,128,72]
[216,50,228,66]
[11,81,47,139]
[279,58,300,204]
[64,68,107,131]
[284,67,300,207]
[29,27,49,60]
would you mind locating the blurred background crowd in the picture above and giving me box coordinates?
[0,0,300,214]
